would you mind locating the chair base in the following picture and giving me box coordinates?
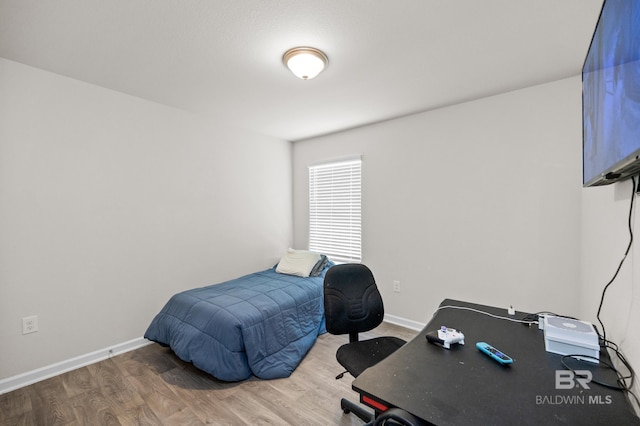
[341,397,374,423]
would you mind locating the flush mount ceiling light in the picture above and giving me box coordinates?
[282,47,328,80]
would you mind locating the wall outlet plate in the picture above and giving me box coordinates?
[22,315,39,334]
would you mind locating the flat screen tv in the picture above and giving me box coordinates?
[582,0,640,187]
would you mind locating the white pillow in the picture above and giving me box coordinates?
[276,249,322,277]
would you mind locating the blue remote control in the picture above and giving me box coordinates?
[476,342,513,364]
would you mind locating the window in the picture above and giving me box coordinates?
[308,157,362,263]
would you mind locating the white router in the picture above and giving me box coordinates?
[543,315,600,364]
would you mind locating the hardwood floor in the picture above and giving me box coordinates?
[0,323,417,425]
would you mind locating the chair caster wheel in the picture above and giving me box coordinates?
[343,408,350,414]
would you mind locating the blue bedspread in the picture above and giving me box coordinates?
[144,267,328,381]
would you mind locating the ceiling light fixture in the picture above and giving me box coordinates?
[282,47,328,80]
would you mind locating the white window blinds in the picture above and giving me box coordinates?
[308,157,362,263]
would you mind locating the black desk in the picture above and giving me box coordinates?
[352,299,639,425]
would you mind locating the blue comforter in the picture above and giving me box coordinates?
[144,267,328,381]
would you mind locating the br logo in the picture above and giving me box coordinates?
[556,370,592,390]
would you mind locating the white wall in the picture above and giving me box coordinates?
[293,77,583,324]
[581,182,640,411]
[0,58,292,380]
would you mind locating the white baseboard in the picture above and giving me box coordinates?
[384,314,426,331]
[0,337,152,395]
[1,318,424,396]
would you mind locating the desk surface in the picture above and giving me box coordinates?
[352,299,639,425]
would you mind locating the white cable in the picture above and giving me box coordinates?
[436,305,537,325]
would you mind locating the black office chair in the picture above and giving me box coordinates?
[324,263,407,423]
[372,408,423,426]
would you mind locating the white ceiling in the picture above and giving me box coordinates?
[0,0,604,141]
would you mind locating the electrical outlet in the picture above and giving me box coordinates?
[22,315,39,334]
[393,280,401,293]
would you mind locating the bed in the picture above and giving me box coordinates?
[144,250,332,381]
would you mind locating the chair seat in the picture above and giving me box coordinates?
[337,336,406,378]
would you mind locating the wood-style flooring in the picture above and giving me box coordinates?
[0,323,418,425]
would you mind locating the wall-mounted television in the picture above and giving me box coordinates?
[582,0,640,187]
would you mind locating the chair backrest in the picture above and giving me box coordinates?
[323,264,384,340]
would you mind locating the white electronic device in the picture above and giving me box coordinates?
[543,315,600,363]
[426,326,465,349]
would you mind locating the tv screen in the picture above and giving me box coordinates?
[582,0,640,187]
